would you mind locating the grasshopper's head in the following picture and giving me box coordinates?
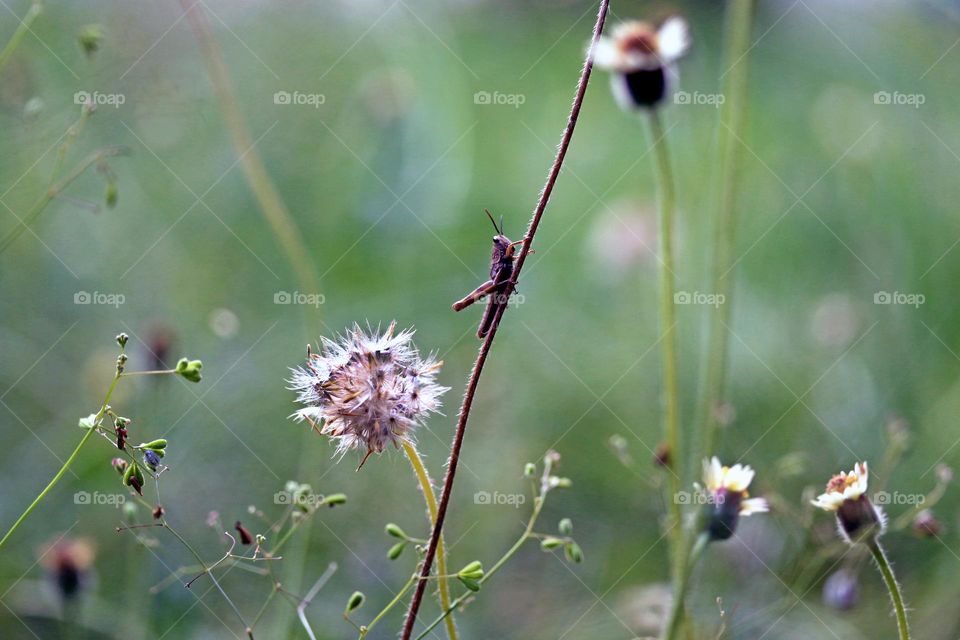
[485,209,515,257]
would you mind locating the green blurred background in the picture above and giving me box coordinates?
[2,0,960,637]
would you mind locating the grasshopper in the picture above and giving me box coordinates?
[453,210,524,338]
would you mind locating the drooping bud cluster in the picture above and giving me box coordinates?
[289,322,448,466]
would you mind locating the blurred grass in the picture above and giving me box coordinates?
[2,0,960,638]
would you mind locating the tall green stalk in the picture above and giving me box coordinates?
[0,1,42,74]
[401,442,458,640]
[695,0,756,462]
[647,110,683,568]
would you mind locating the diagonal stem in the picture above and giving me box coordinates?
[399,2,610,637]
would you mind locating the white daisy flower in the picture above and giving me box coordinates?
[812,461,869,511]
[700,456,768,540]
[812,462,885,542]
[592,17,690,110]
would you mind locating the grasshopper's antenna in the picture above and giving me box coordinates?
[499,215,505,235]
[484,208,502,235]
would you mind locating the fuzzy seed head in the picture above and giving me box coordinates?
[289,322,448,464]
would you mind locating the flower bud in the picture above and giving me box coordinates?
[912,509,942,537]
[115,333,128,349]
[234,521,253,546]
[457,561,484,581]
[104,182,118,209]
[138,439,167,451]
[143,449,162,471]
[523,462,537,477]
[564,541,584,564]
[111,458,128,474]
[345,591,365,613]
[388,542,405,560]
[385,523,406,539]
[77,24,103,57]
[558,518,573,536]
[540,537,564,550]
[175,358,203,383]
[324,493,347,506]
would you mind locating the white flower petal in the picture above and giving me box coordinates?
[657,16,690,63]
[740,497,769,516]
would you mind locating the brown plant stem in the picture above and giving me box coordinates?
[399,2,609,637]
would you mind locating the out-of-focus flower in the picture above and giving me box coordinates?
[823,567,860,611]
[700,457,768,541]
[912,509,942,537]
[38,537,95,600]
[289,322,448,468]
[812,461,885,542]
[592,17,690,110]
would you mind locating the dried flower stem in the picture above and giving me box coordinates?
[0,0,42,74]
[399,2,610,636]
[401,441,458,640]
[867,539,911,640]
[179,0,319,297]
[0,370,121,549]
[663,532,708,640]
[646,109,683,565]
[695,0,756,464]
[412,456,557,640]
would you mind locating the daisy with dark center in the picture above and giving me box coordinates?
[593,17,690,110]
[813,462,910,640]
[701,456,768,541]
[289,321,448,469]
[664,457,768,639]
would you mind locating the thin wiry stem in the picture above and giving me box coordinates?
[867,539,911,640]
[695,0,756,463]
[0,370,121,548]
[401,442,458,640]
[399,2,610,636]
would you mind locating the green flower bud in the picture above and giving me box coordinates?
[457,561,484,581]
[345,591,365,614]
[388,541,405,560]
[549,476,573,489]
[385,523,406,539]
[105,182,118,209]
[324,493,347,506]
[540,537,564,550]
[115,333,128,348]
[137,439,167,451]
[523,462,537,477]
[175,358,203,383]
[558,518,573,536]
[564,541,583,564]
[458,576,481,592]
[78,24,104,57]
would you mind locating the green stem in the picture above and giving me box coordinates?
[695,0,756,463]
[647,109,684,569]
[663,532,709,640]
[360,574,417,638]
[0,372,121,549]
[0,144,126,254]
[413,487,547,640]
[0,1,42,74]
[180,0,318,297]
[867,539,911,640]
[401,441,458,640]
